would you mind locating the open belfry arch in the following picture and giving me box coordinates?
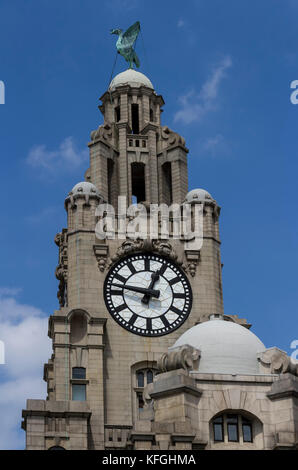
[22,35,298,450]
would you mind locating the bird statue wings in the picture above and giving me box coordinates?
[110,21,141,69]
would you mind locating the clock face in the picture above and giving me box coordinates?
[104,253,192,337]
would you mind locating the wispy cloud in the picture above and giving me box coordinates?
[203,134,225,155]
[26,136,88,173]
[177,19,185,28]
[174,56,232,125]
[0,288,51,449]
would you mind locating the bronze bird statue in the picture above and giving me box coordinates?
[110,21,141,69]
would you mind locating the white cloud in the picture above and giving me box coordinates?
[177,19,185,28]
[203,134,225,155]
[0,288,51,449]
[26,136,88,172]
[174,56,232,125]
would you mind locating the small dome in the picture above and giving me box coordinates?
[109,69,154,90]
[69,182,101,197]
[170,317,266,375]
[184,188,214,204]
[65,182,105,207]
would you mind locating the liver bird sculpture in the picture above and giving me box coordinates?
[110,21,141,69]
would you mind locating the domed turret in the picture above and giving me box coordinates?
[109,69,154,90]
[170,316,266,375]
[184,188,214,204]
[65,182,105,207]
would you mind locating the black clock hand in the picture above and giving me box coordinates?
[142,270,160,304]
[111,283,160,298]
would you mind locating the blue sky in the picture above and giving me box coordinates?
[0,0,297,449]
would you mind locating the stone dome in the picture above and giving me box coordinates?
[109,69,154,90]
[184,188,214,204]
[65,182,105,206]
[170,316,266,375]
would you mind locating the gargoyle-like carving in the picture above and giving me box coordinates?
[157,345,200,373]
[161,126,186,148]
[55,229,68,307]
[94,244,109,272]
[90,121,113,142]
[109,238,181,267]
[259,348,298,376]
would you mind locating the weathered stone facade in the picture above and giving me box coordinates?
[22,70,298,450]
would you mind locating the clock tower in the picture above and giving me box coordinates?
[22,68,230,450]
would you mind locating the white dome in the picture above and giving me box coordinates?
[65,182,105,206]
[109,69,154,90]
[69,182,101,197]
[171,318,266,375]
[184,188,214,204]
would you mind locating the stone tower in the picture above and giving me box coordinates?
[22,69,270,451]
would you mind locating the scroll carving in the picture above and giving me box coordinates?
[161,126,186,148]
[157,345,200,373]
[109,238,181,267]
[259,348,298,376]
[90,121,113,142]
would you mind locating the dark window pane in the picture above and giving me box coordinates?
[72,367,86,379]
[213,416,223,424]
[243,423,253,442]
[137,392,144,412]
[227,414,238,424]
[213,423,224,442]
[137,371,144,388]
[227,424,239,442]
[147,370,153,384]
[72,384,86,401]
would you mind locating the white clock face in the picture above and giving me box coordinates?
[104,253,192,337]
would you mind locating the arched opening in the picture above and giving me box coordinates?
[210,411,260,446]
[162,162,173,204]
[131,162,146,203]
[107,159,114,204]
[48,446,65,450]
[115,105,120,122]
[131,104,139,134]
[70,311,87,344]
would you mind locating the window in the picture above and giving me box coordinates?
[227,414,239,442]
[72,384,86,401]
[72,367,86,379]
[134,368,156,417]
[48,446,65,450]
[213,416,224,442]
[242,417,253,443]
[71,367,86,401]
[150,108,154,122]
[211,413,253,444]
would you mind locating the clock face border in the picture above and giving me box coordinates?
[103,252,193,337]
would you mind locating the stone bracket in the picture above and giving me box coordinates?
[94,244,109,272]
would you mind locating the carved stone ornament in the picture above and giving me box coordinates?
[157,345,200,373]
[161,126,186,148]
[109,238,181,268]
[54,229,68,307]
[259,348,298,376]
[184,249,200,277]
[90,121,113,142]
[94,244,109,272]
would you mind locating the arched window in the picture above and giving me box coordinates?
[134,368,156,416]
[48,446,65,450]
[131,162,146,203]
[211,413,253,444]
